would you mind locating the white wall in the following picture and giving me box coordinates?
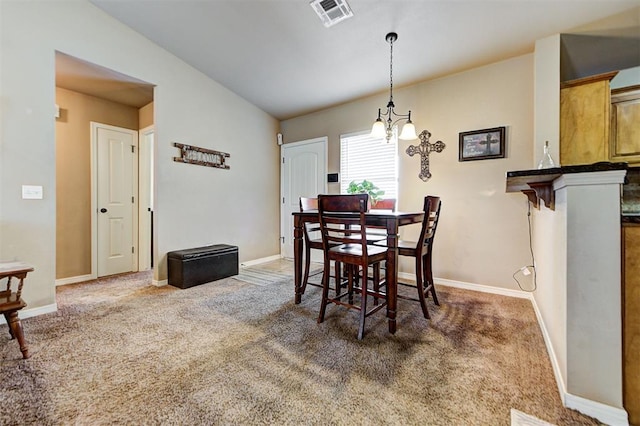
[534,35,561,168]
[532,29,630,424]
[0,1,281,307]
[281,54,535,290]
[532,32,569,398]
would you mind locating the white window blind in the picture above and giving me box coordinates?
[340,130,398,199]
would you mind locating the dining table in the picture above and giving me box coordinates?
[292,209,424,334]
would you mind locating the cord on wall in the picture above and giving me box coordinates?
[512,198,537,292]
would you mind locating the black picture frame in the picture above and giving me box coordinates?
[458,126,506,161]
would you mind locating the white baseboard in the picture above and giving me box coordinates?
[413,274,629,425]
[55,274,94,287]
[565,393,629,426]
[529,290,629,426]
[152,279,168,287]
[529,295,567,406]
[397,272,532,300]
[240,254,282,267]
[0,303,57,325]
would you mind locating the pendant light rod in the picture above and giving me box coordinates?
[387,32,397,108]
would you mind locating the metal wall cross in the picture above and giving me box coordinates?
[406,130,445,182]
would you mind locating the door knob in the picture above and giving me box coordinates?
[100,208,108,213]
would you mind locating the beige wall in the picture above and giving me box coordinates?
[1,1,280,309]
[55,87,139,279]
[139,102,154,129]
[281,54,535,289]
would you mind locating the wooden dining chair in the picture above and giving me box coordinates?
[317,194,388,340]
[364,198,397,244]
[371,198,396,211]
[375,196,441,319]
[0,262,34,359]
[299,197,342,295]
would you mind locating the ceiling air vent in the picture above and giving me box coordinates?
[310,0,354,28]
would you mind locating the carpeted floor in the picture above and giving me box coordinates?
[0,260,599,425]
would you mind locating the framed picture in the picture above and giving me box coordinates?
[458,126,506,161]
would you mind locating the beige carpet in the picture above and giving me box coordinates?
[0,262,599,425]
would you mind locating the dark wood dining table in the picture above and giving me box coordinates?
[292,209,424,334]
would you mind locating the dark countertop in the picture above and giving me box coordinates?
[506,161,628,178]
[505,162,628,193]
[506,162,640,217]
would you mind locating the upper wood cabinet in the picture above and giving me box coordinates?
[611,86,640,165]
[560,72,617,166]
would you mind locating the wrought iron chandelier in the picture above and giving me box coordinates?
[371,32,418,143]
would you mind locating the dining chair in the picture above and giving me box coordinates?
[375,195,441,319]
[363,198,397,244]
[317,194,388,340]
[371,198,396,211]
[299,197,342,295]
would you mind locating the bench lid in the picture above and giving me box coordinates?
[167,244,238,260]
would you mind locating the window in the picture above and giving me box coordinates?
[340,130,398,199]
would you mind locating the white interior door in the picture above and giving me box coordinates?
[280,137,327,259]
[93,123,138,277]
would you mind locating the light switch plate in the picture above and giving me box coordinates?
[22,185,43,199]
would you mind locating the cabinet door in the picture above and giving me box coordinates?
[623,224,640,425]
[560,77,611,165]
[611,88,640,165]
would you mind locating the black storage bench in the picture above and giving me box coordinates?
[167,244,238,289]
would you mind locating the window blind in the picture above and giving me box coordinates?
[340,130,398,199]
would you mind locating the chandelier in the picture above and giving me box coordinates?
[371,32,418,143]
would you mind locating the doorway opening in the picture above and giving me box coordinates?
[55,52,155,284]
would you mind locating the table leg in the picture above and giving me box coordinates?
[386,220,399,334]
[7,311,29,359]
[293,215,304,304]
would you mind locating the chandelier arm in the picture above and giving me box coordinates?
[390,117,410,128]
[380,107,410,120]
[388,109,411,120]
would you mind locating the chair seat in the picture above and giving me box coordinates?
[364,233,387,243]
[307,238,323,250]
[329,243,387,259]
[346,232,387,244]
[309,238,342,249]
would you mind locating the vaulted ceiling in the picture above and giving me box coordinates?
[57,1,639,119]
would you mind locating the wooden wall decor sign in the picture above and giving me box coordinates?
[406,130,445,182]
[173,143,230,170]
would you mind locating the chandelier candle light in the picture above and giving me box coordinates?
[371,32,418,143]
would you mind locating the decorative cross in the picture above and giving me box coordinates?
[478,133,499,155]
[406,130,446,182]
